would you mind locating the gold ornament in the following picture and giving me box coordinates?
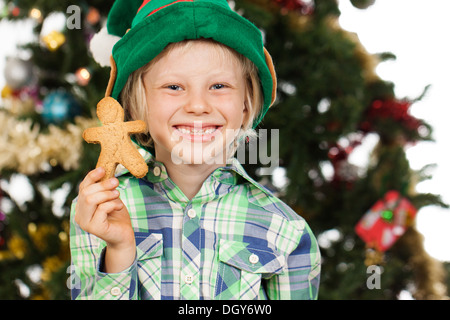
[41,255,64,282]
[1,85,13,98]
[0,251,14,260]
[0,111,98,175]
[364,246,385,266]
[8,234,27,259]
[41,30,66,51]
[28,223,57,252]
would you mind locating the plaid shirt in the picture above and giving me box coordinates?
[70,146,320,300]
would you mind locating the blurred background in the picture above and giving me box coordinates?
[0,0,448,299]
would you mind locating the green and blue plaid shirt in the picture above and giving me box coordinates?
[70,146,320,300]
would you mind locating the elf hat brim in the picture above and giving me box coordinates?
[105,0,277,128]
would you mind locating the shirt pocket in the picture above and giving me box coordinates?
[214,239,285,300]
[135,232,163,300]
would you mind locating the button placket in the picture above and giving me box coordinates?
[180,204,201,299]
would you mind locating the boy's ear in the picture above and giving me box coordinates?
[242,101,251,129]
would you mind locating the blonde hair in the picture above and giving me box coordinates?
[120,38,263,155]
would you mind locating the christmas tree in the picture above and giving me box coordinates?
[0,0,112,299]
[0,0,448,299]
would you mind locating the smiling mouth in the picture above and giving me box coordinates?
[173,125,222,136]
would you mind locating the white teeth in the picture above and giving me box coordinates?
[177,128,190,134]
[203,128,216,134]
[177,127,217,135]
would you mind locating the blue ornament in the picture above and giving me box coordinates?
[42,90,81,124]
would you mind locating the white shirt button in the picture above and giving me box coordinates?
[153,166,161,176]
[184,274,194,284]
[249,253,259,264]
[111,286,121,296]
[187,209,196,219]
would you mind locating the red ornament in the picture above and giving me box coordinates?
[86,7,101,25]
[361,99,422,134]
[327,136,363,184]
[355,190,417,252]
[11,6,20,17]
[274,0,314,14]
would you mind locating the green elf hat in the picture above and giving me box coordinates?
[104,0,277,128]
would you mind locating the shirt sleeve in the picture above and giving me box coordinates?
[264,222,321,300]
[69,200,138,300]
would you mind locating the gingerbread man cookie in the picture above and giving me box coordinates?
[83,97,148,181]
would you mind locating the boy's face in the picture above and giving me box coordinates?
[143,41,248,166]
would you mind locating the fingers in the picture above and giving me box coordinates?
[74,167,134,246]
[75,189,121,231]
[85,199,124,235]
[82,189,120,216]
[75,167,121,228]
[79,167,106,190]
[79,167,119,197]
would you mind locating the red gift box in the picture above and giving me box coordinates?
[355,190,417,252]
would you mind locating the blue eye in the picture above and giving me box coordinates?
[211,84,225,90]
[167,85,181,91]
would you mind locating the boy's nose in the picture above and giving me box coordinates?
[184,91,212,115]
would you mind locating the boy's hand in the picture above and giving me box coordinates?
[75,167,136,272]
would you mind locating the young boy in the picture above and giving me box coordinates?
[70,0,320,300]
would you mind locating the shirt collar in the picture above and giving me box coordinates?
[115,143,273,197]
